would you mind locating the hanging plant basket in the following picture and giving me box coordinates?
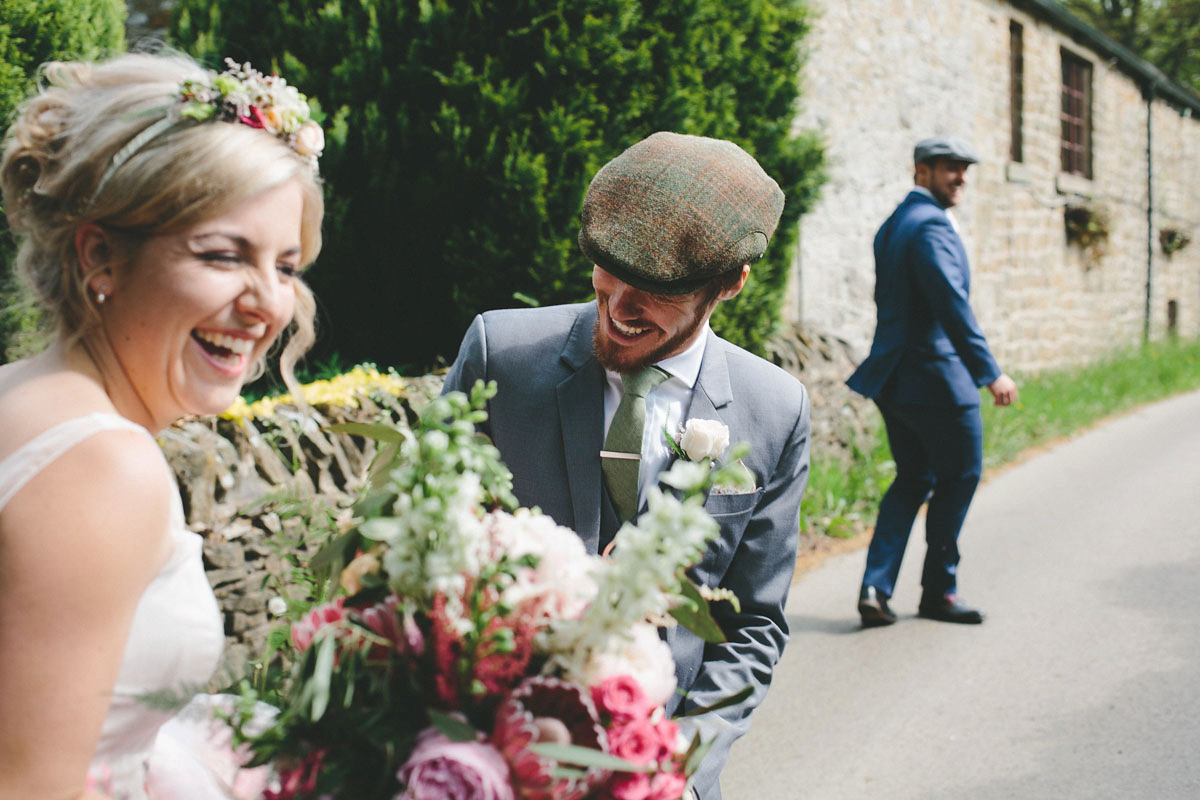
[1064,203,1111,263]
[1159,228,1192,257]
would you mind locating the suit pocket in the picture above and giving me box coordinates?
[693,488,763,584]
[703,488,761,519]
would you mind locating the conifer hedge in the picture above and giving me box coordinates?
[172,0,826,372]
[0,0,126,361]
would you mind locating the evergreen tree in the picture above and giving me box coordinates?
[0,0,126,362]
[1062,0,1200,95]
[171,0,825,372]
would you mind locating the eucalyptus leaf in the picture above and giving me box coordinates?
[428,709,478,742]
[669,580,726,643]
[308,634,337,721]
[530,742,654,772]
[325,421,409,443]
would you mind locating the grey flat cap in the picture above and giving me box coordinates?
[579,132,784,294]
[913,136,980,165]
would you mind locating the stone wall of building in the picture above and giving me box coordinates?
[788,0,1200,372]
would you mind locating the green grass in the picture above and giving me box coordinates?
[801,336,1200,539]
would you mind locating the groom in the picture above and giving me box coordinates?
[441,131,810,799]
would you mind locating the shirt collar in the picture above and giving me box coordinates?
[655,327,707,388]
[911,185,959,232]
[912,185,937,204]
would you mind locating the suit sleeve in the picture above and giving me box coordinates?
[681,386,810,798]
[911,218,1002,387]
[441,314,494,437]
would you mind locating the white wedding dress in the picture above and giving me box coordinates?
[0,413,272,799]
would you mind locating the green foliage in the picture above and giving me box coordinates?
[169,0,825,371]
[1062,0,1200,95]
[0,0,125,363]
[979,336,1200,468]
[805,337,1200,541]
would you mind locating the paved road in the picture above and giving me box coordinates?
[722,389,1200,800]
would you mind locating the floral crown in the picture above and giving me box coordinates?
[93,59,324,200]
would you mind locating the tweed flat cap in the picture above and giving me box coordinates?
[579,132,785,294]
[913,136,980,165]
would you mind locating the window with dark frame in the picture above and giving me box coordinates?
[1010,20,1024,162]
[1061,49,1093,178]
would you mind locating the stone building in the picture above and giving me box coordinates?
[788,0,1200,372]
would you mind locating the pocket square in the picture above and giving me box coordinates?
[710,459,756,495]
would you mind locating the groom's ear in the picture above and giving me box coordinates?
[718,265,751,302]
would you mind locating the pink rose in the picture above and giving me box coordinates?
[293,120,325,158]
[605,771,688,800]
[592,675,653,723]
[397,727,514,800]
[606,718,673,765]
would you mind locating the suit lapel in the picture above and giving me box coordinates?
[652,331,734,507]
[556,305,605,550]
[692,330,733,417]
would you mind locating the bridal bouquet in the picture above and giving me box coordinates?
[236,381,747,800]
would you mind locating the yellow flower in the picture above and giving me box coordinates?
[219,364,408,420]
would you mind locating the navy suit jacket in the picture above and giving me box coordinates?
[847,190,1001,406]
[442,302,810,800]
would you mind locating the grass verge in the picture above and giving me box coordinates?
[800,336,1200,542]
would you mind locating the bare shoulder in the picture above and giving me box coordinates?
[0,359,116,459]
[2,424,174,588]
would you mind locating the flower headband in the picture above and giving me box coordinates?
[93,59,324,200]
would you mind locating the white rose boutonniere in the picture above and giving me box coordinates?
[664,419,756,495]
[666,418,730,462]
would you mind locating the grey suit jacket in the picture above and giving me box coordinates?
[442,302,810,800]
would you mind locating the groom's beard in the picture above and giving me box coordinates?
[592,309,707,375]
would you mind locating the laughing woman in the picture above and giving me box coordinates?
[0,51,324,799]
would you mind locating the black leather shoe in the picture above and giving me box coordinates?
[858,586,896,627]
[918,593,984,624]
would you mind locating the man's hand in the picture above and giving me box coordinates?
[987,374,1018,406]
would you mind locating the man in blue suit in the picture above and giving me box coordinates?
[848,136,1018,627]
[443,132,810,799]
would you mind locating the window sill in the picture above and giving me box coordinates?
[1056,171,1093,198]
[1006,162,1033,184]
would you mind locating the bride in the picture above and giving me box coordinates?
[0,51,324,799]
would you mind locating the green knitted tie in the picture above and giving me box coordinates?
[602,366,669,523]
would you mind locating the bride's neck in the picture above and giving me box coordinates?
[57,338,160,432]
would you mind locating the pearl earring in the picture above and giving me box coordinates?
[97,291,107,304]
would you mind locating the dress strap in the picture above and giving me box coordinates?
[0,413,151,512]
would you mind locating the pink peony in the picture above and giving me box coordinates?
[582,624,677,708]
[482,509,596,621]
[591,675,654,724]
[397,727,513,800]
[290,598,347,651]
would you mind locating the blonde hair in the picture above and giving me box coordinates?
[0,50,323,391]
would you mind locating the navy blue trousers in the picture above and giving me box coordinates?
[861,398,984,599]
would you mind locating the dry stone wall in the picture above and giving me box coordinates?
[166,376,443,683]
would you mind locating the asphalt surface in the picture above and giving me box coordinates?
[721,389,1200,800]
